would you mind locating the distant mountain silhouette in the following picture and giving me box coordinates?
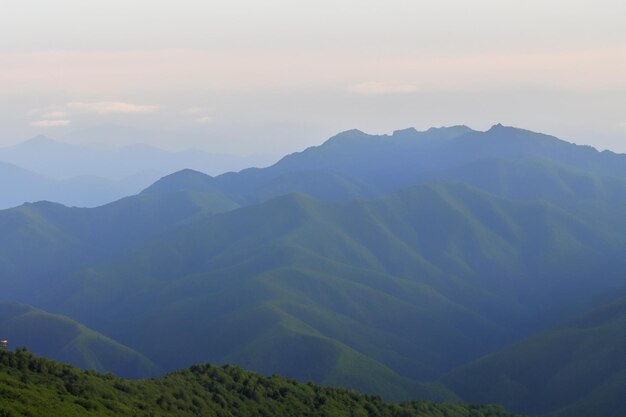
[145,124,626,206]
[0,159,155,209]
[1,134,273,180]
[0,134,275,208]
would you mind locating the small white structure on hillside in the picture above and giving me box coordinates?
[0,339,7,349]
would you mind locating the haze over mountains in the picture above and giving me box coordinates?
[1,124,626,416]
[0,134,274,209]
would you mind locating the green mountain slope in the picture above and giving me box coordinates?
[12,183,620,400]
[0,301,160,378]
[415,156,626,207]
[0,189,237,302]
[143,167,374,205]
[0,348,522,417]
[442,295,626,417]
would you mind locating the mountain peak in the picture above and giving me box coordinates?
[487,123,523,133]
[329,128,368,140]
[317,129,374,148]
[19,135,58,147]
[391,126,474,141]
[337,128,367,136]
[391,127,419,138]
[141,168,214,194]
[425,125,474,139]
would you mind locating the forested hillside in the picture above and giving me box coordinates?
[0,349,521,417]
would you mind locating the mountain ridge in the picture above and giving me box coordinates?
[144,124,626,210]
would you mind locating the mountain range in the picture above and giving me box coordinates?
[1,124,625,416]
[0,135,273,209]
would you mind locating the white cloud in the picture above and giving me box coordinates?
[42,111,68,119]
[350,81,419,95]
[196,116,212,124]
[31,119,71,127]
[67,101,158,114]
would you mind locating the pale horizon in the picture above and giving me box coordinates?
[2,0,625,155]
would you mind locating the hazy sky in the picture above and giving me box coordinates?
[1,0,625,155]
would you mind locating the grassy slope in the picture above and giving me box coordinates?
[0,349,522,417]
[143,167,374,205]
[414,155,626,207]
[0,301,160,378]
[0,189,237,303]
[442,296,626,417]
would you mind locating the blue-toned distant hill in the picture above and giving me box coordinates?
[0,301,160,378]
[143,124,626,207]
[0,159,155,209]
[269,124,626,186]
[0,134,271,180]
[0,134,273,209]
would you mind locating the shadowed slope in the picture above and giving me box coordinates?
[0,301,160,378]
[443,295,626,417]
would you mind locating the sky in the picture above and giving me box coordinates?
[1,0,625,156]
